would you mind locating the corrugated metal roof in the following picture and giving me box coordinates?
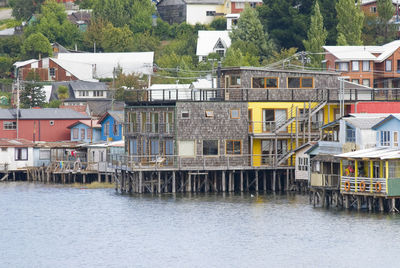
[344,116,386,129]
[51,58,95,81]
[0,138,34,147]
[107,111,124,124]
[336,147,399,159]
[196,30,231,57]
[0,108,90,120]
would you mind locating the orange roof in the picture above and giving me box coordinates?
[67,120,101,129]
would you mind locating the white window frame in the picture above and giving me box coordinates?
[352,61,359,71]
[380,131,391,147]
[386,60,392,71]
[362,61,370,71]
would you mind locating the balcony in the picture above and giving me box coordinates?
[340,176,389,196]
[311,173,340,188]
[125,122,175,136]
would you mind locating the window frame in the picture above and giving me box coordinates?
[181,111,190,119]
[230,75,241,87]
[380,130,391,147]
[362,61,370,72]
[15,147,28,161]
[287,77,314,89]
[3,121,16,130]
[352,61,359,71]
[230,109,240,119]
[252,77,279,89]
[225,140,242,155]
[337,62,349,72]
[205,110,214,118]
[39,149,50,160]
[394,131,399,147]
[72,128,79,139]
[362,79,370,87]
[386,60,392,72]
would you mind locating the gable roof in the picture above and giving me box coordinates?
[323,40,400,63]
[67,120,101,129]
[51,58,95,81]
[87,101,125,118]
[57,52,154,78]
[13,59,39,69]
[372,114,400,130]
[98,110,124,124]
[0,108,90,120]
[50,80,108,101]
[197,30,231,57]
[0,138,34,148]
[344,116,386,130]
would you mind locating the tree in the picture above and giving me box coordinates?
[336,0,364,45]
[57,85,69,103]
[302,1,327,68]
[210,17,227,30]
[264,47,302,67]
[83,18,107,52]
[20,71,46,108]
[75,0,94,9]
[24,0,82,47]
[0,57,14,78]
[230,4,275,61]
[319,0,338,45]
[377,0,396,43]
[11,0,45,20]
[132,32,160,52]
[92,0,155,34]
[222,48,260,67]
[102,24,134,52]
[21,32,52,59]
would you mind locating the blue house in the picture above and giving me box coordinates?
[98,111,124,141]
[372,115,400,148]
[68,120,102,143]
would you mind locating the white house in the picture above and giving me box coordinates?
[196,30,231,62]
[0,139,35,171]
[185,0,225,25]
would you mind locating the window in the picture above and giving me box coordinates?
[230,75,241,86]
[215,49,225,57]
[252,77,278,88]
[113,123,120,136]
[150,112,158,133]
[73,128,79,139]
[298,157,308,171]
[362,79,370,87]
[352,79,359,84]
[39,149,50,160]
[395,131,399,147]
[49,68,55,77]
[370,6,377,13]
[79,91,89,97]
[104,122,110,136]
[178,140,195,156]
[129,112,137,132]
[352,61,359,71]
[380,131,391,146]
[164,112,173,134]
[362,61,370,71]
[203,140,218,155]
[93,90,104,97]
[81,129,85,140]
[346,126,355,143]
[150,139,159,156]
[87,128,92,139]
[386,60,392,71]
[226,140,241,155]
[206,11,216,16]
[235,2,244,8]
[141,112,147,131]
[15,147,28,161]
[130,139,138,155]
[287,77,314,88]
[3,121,16,130]
[181,111,190,119]
[337,62,349,71]
[205,110,214,118]
[230,109,240,119]
[49,120,54,126]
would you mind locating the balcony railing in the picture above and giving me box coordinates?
[340,176,387,195]
[108,153,293,170]
[125,122,175,135]
[311,173,340,188]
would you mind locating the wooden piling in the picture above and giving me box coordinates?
[222,171,226,192]
[240,171,243,192]
[255,171,259,192]
[172,172,176,193]
[263,171,267,192]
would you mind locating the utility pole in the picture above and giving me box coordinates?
[16,74,20,139]
[112,67,115,111]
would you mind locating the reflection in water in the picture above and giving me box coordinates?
[1,182,400,267]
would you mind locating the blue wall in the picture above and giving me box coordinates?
[70,123,101,143]
[100,115,122,141]
[374,117,400,148]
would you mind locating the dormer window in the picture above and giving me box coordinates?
[214,39,226,58]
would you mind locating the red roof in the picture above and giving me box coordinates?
[60,105,88,116]
[67,120,101,129]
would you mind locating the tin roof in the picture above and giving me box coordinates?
[0,108,90,120]
[0,138,34,147]
[336,147,400,159]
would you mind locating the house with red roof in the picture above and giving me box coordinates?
[67,119,101,143]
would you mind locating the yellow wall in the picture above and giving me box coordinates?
[248,102,339,167]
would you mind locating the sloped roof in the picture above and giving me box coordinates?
[324,40,400,63]
[87,101,125,117]
[50,80,108,101]
[0,108,90,120]
[336,147,400,160]
[344,116,386,130]
[98,110,124,124]
[372,114,400,129]
[0,138,34,148]
[67,120,101,129]
[59,105,88,115]
[197,30,231,57]
[51,58,95,81]
[13,59,39,69]
[361,0,399,4]
[57,52,154,78]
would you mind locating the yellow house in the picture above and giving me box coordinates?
[248,102,340,167]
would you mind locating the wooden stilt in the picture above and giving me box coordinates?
[222,171,226,192]
[263,171,267,192]
[379,198,384,212]
[240,171,243,192]
[205,174,209,192]
[246,172,249,192]
[213,172,217,192]
[172,172,176,193]
[272,170,276,192]
[357,196,362,211]
[228,172,232,192]
[187,173,191,192]
[139,171,143,193]
[286,169,289,191]
[255,171,259,192]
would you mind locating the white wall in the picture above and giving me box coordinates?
[360,129,377,149]
[295,147,310,181]
[186,5,220,25]
[0,147,34,171]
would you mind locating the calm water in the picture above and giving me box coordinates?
[1,182,400,268]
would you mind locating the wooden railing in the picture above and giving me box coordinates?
[311,173,340,188]
[340,176,387,195]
